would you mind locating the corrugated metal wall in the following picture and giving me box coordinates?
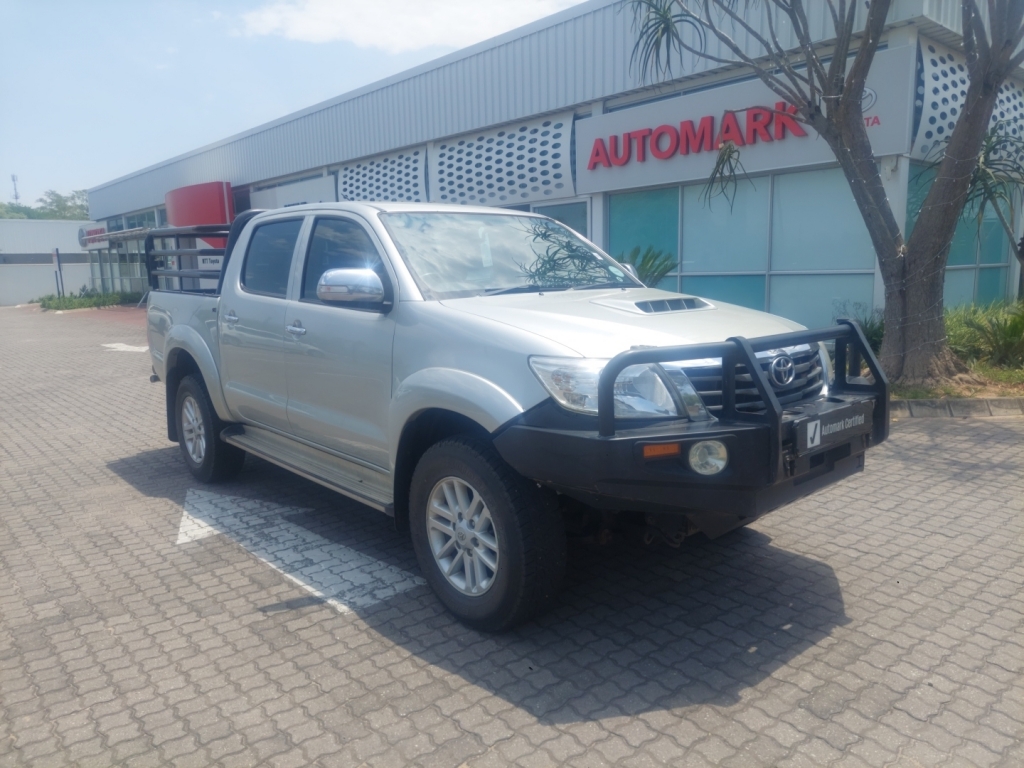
[90,0,952,220]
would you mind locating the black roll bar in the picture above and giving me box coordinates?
[596,320,889,483]
[144,224,232,292]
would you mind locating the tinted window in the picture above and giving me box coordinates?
[301,218,383,300]
[242,219,303,297]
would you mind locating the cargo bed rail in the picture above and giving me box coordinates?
[144,211,263,294]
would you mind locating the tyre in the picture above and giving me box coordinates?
[409,436,566,631]
[175,375,246,483]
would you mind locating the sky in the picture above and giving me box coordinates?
[0,0,584,207]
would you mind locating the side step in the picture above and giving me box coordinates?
[221,424,394,515]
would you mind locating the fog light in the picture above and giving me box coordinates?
[689,440,728,475]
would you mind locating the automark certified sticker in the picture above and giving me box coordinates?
[801,408,869,452]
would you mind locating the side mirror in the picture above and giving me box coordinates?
[620,263,640,282]
[316,268,386,305]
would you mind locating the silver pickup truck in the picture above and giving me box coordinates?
[145,202,888,630]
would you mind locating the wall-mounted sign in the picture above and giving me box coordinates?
[575,44,916,194]
[79,223,108,250]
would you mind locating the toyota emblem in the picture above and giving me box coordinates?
[769,355,796,387]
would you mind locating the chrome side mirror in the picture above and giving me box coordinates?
[620,263,640,281]
[316,268,386,305]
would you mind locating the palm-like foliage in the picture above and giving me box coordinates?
[520,220,613,287]
[965,303,1024,368]
[629,0,705,81]
[963,124,1024,267]
[617,245,676,286]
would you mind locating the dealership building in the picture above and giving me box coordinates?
[86,0,1022,329]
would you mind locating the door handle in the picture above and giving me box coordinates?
[286,323,306,336]
[223,311,239,324]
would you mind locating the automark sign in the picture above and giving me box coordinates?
[575,44,916,194]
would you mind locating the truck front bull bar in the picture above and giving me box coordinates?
[596,320,889,483]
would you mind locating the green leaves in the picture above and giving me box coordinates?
[616,245,676,287]
[0,190,89,220]
[946,302,1024,368]
[629,0,704,83]
[964,303,1024,368]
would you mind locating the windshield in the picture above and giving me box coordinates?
[379,212,638,300]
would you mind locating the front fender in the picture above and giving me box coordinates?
[389,368,527,466]
[164,325,231,422]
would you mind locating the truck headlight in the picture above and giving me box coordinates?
[529,357,708,420]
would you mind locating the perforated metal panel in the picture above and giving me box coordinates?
[339,148,427,202]
[428,113,575,205]
[912,38,1024,160]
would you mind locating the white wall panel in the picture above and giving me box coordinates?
[0,264,92,306]
[912,37,1024,160]
[250,175,337,209]
[340,148,427,202]
[428,113,574,205]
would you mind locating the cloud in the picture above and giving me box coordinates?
[239,0,585,54]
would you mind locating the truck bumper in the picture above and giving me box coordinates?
[493,393,880,538]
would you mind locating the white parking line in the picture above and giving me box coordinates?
[177,489,424,612]
[102,343,149,352]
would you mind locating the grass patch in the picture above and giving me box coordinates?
[37,291,143,311]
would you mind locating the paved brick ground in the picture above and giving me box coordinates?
[1,303,1021,768]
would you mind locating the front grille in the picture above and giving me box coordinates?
[662,345,825,414]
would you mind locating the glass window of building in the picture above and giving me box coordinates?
[607,167,882,325]
[907,162,1011,306]
[608,187,679,290]
[533,202,588,238]
[771,167,875,272]
[680,178,769,310]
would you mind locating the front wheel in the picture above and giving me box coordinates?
[410,436,565,631]
[175,375,246,483]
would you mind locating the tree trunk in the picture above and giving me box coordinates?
[882,66,1005,384]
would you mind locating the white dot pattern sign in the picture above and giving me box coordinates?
[912,38,1024,160]
[339,148,428,202]
[428,113,576,205]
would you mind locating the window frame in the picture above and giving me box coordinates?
[239,217,306,300]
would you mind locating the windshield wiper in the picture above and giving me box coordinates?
[567,281,629,291]
[482,285,548,296]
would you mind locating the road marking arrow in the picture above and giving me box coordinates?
[177,489,424,612]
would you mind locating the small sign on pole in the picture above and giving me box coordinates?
[52,248,64,298]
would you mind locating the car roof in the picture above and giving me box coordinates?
[252,201,544,218]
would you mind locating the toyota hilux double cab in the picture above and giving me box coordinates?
[145,202,888,630]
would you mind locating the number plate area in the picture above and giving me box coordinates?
[793,399,875,454]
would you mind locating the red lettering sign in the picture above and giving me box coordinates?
[773,102,807,140]
[679,116,715,154]
[650,125,679,159]
[609,134,631,166]
[587,102,808,171]
[745,107,773,144]
[628,128,653,162]
[716,112,745,147]
[588,138,611,170]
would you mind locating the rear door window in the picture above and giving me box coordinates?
[242,219,303,297]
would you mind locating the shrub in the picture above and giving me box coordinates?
[616,246,676,287]
[944,304,989,362]
[964,302,1024,367]
[829,301,1023,369]
[37,290,144,311]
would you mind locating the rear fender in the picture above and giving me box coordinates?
[164,325,231,422]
